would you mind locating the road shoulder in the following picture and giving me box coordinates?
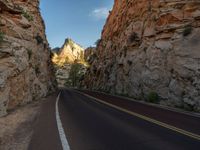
[76,90,200,137]
[0,100,42,150]
[28,92,63,150]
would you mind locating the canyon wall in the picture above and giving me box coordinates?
[84,47,96,62]
[84,0,200,111]
[0,0,56,116]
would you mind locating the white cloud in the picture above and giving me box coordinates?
[90,7,110,20]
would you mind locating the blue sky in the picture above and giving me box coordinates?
[40,0,114,48]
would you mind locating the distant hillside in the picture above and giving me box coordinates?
[52,38,84,66]
[52,47,60,53]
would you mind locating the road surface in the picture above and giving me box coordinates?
[29,89,200,150]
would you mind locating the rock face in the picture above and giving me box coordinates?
[52,38,84,87]
[52,38,84,66]
[0,0,56,116]
[84,0,200,111]
[54,64,71,88]
[84,47,96,62]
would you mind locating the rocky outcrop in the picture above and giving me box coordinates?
[54,64,71,87]
[52,38,84,66]
[84,0,200,111]
[0,0,56,116]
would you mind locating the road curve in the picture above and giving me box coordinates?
[29,89,200,150]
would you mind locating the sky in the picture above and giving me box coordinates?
[40,0,114,49]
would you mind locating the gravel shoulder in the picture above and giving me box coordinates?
[0,100,43,150]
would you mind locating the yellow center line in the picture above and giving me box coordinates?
[80,92,200,141]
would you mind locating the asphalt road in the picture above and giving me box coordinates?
[29,89,200,150]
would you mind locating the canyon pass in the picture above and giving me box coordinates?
[84,0,200,111]
[52,38,85,87]
[0,0,56,116]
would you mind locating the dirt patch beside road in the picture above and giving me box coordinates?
[0,101,42,150]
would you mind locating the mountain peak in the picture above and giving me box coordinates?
[52,38,84,66]
[62,38,83,50]
[64,38,73,44]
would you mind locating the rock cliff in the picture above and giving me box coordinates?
[0,0,56,116]
[52,38,84,66]
[84,0,200,111]
[84,47,96,62]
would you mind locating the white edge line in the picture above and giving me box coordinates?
[56,92,70,150]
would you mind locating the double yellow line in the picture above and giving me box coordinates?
[81,92,200,141]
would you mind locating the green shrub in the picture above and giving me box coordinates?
[95,39,101,46]
[183,104,194,111]
[128,32,140,43]
[69,63,84,87]
[22,10,33,21]
[27,49,32,60]
[35,65,40,75]
[14,5,23,11]
[147,91,159,103]
[64,79,72,87]
[183,25,192,36]
[35,35,43,45]
[118,93,129,97]
[0,31,4,43]
[127,60,132,66]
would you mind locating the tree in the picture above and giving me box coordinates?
[80,51,84,61]
[95,39,101,46]
[68,63,84,87]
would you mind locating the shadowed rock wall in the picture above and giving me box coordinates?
[84,0,200,111]
[0,0,56,116]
